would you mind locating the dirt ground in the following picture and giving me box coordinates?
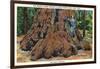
[17,35,92,63]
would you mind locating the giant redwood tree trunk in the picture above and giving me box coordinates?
[20,8,80,60]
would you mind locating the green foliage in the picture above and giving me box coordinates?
[17,7,24,35]
[17,7,37,35]
[27,7,37,28]
[76,10,93,34]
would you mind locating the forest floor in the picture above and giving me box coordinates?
[17,35,92,63]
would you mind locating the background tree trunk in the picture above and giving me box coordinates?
[23,7,29,34]
[83,10,86,38]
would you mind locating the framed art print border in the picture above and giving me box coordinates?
[10,1,96,69]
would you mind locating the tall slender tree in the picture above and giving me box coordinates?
[23,7,29,34]
[83,10,86,38]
